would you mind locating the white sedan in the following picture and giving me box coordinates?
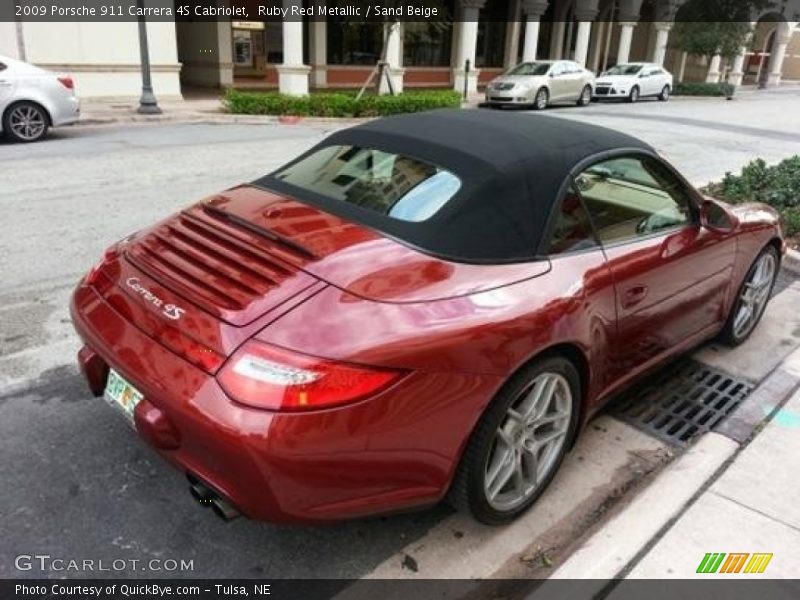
[593,62,673,103]
[0,56,80,142]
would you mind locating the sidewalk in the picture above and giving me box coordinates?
[627,377,800,579]
[541,340,800,587]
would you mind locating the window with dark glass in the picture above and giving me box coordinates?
[547,187,599,254]
[574,155,693,244]
[475,1,508,68]
[326,20,383,65]
[403,1,455,67]
[275,146,462,223]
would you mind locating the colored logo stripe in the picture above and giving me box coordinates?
[696,552,773,574]
[720,553,749,573]
[697,553,726,573]
[744,553,773,573]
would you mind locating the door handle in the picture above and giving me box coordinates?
[622,285,648,309]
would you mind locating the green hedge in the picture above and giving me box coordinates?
[224,89,463,117]
[703,156,800,236]
[673,82,735,97]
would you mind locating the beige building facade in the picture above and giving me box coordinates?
[1,0,798,99]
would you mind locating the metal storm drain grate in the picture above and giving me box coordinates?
[609,359,753,446]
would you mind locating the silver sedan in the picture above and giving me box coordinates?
[1,55,80,143]
[485,60,595,110]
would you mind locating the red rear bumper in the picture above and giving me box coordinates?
[71,282,500,523]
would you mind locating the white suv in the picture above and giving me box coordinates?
[1,56,80,142]
[593,62,673,103]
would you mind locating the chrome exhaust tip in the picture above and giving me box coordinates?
[210,497,240,521]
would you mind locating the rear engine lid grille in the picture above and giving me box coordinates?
[125,204,318,326]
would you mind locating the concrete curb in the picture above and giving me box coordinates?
[74,112,372,128]
[783,248,800,275]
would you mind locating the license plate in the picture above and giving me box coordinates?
[104,369,143,425]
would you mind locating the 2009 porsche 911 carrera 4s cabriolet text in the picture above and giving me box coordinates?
[71,110,785,525]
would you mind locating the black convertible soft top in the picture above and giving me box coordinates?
[255,109,654,263]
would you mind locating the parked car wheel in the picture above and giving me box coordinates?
[577,85,592,106]
[533,87,549,110]
[719,245,779,346]
[628,86,640,103]
[659,85,671,101]
[448,355,579,525]
[3,101,49,143]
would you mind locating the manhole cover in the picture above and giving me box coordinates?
[609,359,753,446]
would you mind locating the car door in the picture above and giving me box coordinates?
[548,62,570,101]
[573,153,737,387]
[564,61,585,99]
[647,67,663,95]
[0,61,17,109]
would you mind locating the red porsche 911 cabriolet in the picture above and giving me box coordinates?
[71,110,784,525]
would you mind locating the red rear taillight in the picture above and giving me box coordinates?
[218,341,405,411]
[84,247,119,287]
[57,76,74,90]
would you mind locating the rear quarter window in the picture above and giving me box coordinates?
[275,145,462,223]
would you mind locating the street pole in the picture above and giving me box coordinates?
[136,0,161,114]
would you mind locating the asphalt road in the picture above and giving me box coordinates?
[2,89,800,579]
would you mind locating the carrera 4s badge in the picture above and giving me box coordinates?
[125,277,186,321]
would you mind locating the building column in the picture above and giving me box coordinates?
[676,51,688,82]
[380,22,404,94]
[453,0,485,94]
[573,22,593,66]
[767,32,791,86]
[729,47,748,86]
[0,21,20,59]
[589,21,605,72]
[503,0,521,68]
[651,22,672,65]
[277,0,310,95]
[216,22,233,87]
[309,20,327,88]
[572,1,599,67]
[705,54,721,83]
[550,20,566,59]
[521,1,549,62]
[617,22,636,64]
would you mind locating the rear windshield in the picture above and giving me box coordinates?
[275,145,461,222]
[506,62,550,76]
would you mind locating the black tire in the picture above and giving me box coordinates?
[532,87,549,110]
[628,86,640,103]
[577,84,592,106]
[659,85,671,101]
[3,101,50,143]
[718,245,779,347]
[448,355,580,525]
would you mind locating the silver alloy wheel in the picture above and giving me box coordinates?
[9,105,47,141]
[661,85,670,100]
[733,252,776,339]
[484,372,572,511]
[580,86,591,105]
[630,87,639,103]
[535,89,548,110]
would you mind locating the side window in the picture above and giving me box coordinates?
[547,186,599,255]
[574,155,693,245]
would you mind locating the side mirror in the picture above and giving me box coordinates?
[700,199,738,233]
[549,72,555,78]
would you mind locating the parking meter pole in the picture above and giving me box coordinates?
[464,59,470,101]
